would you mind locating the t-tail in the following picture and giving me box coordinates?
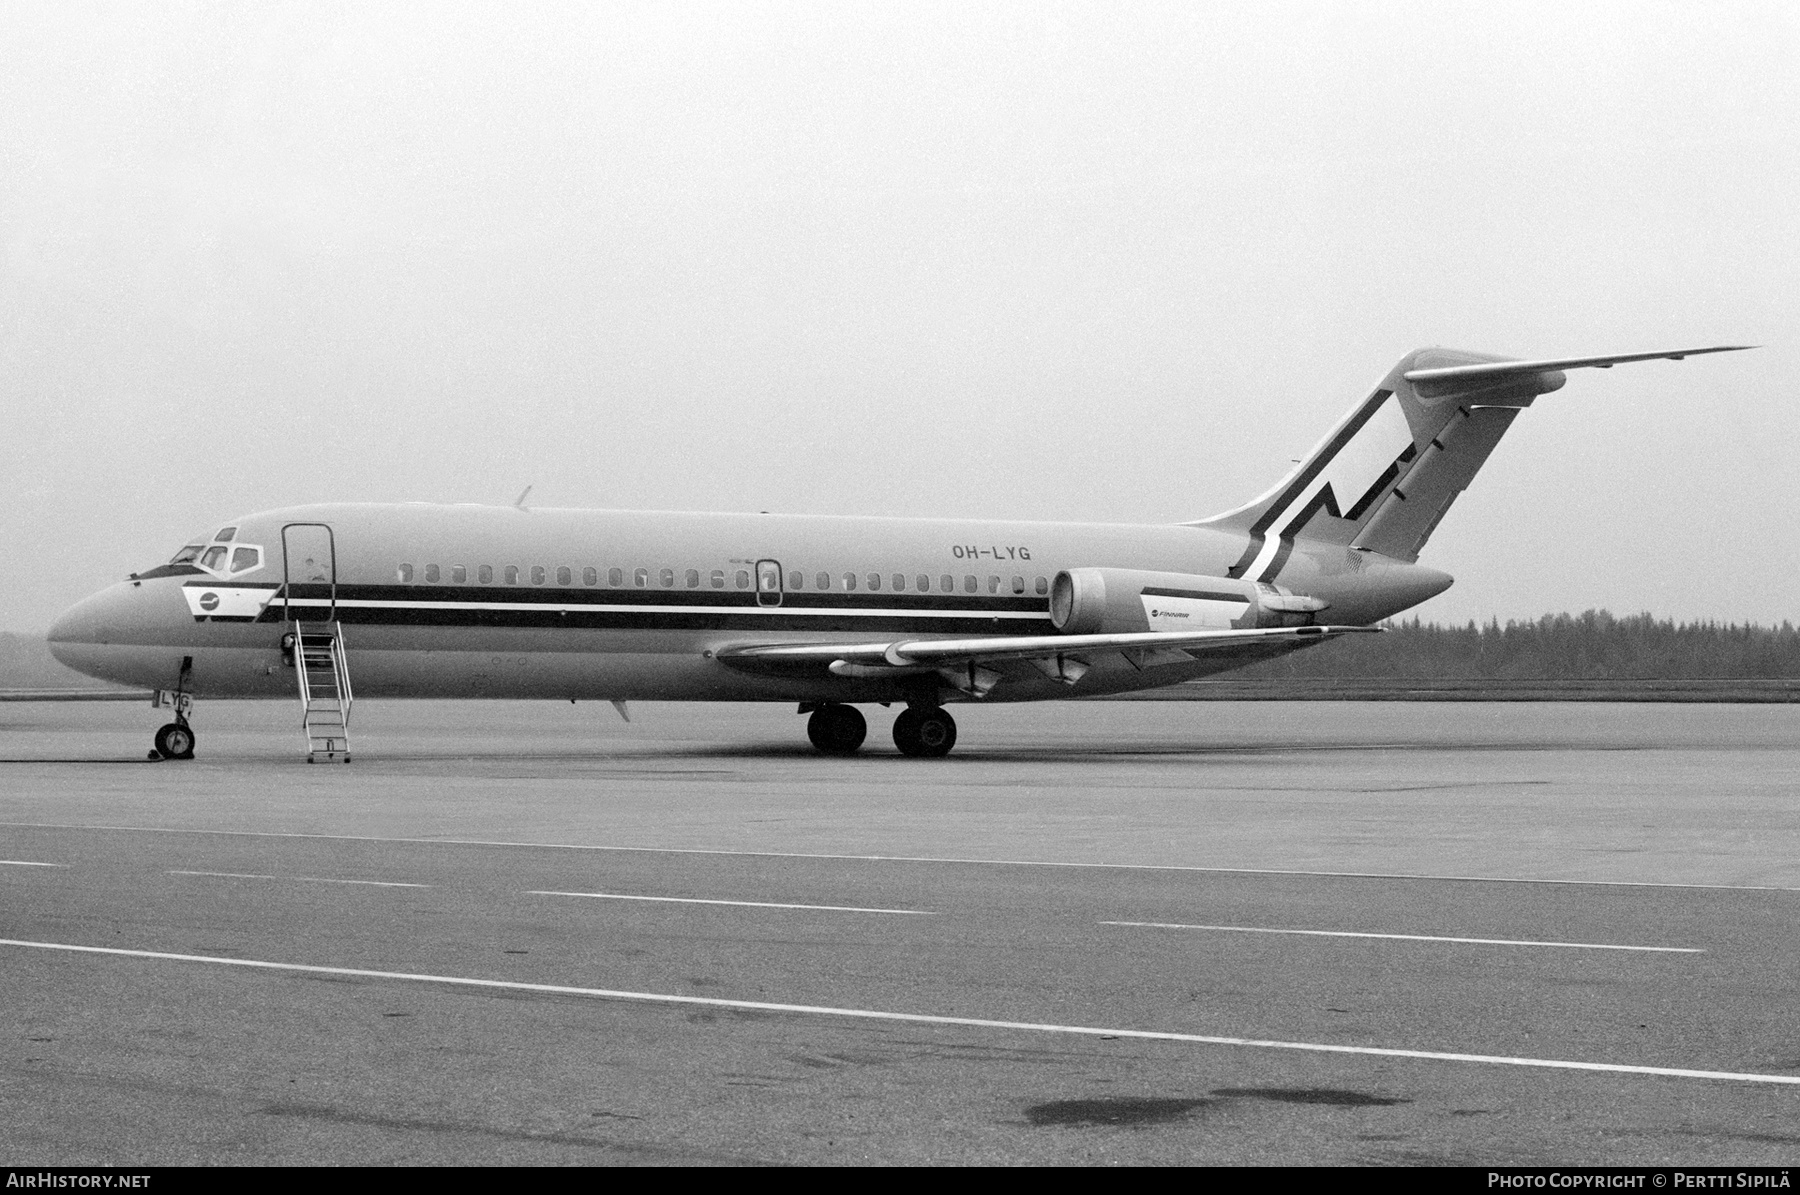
[1195,345,1753,582]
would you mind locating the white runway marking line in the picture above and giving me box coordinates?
[0,860,65,867]
[10,823,1797,893]
[529,890,934,915]
[3,937,1796,1088]
[169,870,429,889]
[1102,921,1703,954]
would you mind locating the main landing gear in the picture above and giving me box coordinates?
[892,706,957,758]
[806,703,867,755]
[802,703,958,757]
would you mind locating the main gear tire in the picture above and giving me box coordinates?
[806,704,867,755]
[893,707,957,758]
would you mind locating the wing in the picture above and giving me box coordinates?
[716,624,1379,696]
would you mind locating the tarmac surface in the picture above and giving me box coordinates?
[3,698,1799,1165]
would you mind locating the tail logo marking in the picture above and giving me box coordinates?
[1231,390,1416,582]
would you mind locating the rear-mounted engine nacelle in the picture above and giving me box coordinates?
[1048,568,1328,635]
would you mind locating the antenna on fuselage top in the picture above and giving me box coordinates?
[514,485,533,510]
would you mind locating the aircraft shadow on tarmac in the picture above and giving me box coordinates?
[0,737,1648,765]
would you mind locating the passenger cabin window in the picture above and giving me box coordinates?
[736,570,751,589]
[230,547,260,574]
[451,565,466,583]
[844,572,857,591]
[504,566,519,585]
[531,566,546,585]
[583,567,597,585]
[214,527,237,543]
[200,546,227,571]
[788,570,803,590]
[634,568,648,587]
[816,572,830,590]
[1035,576,1048,595]
[1012,575,1024,594]
[424,564,440,583]
[609,568,623,586]
[478,565,493,584]
[963,575,977,593]
[940,575,953,592]
[867,573,880,590]
[659,568,674,588]
[711,569,725,588]
[557,566,572,585]
[988,575,1001,593]
[893,574,906,591]
[916,574,929,592]
[686,569,700,588]
[398,563,414,583]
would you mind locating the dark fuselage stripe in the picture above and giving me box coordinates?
[261,604,1055,635]
[254,588,1053,635]
[265,583,1044,613]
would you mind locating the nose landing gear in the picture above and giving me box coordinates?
[148,655,196,761]
[153,721,196,761]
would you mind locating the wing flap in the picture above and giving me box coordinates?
[716,624,1379,678]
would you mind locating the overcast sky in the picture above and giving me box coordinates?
[4,1,1795,631]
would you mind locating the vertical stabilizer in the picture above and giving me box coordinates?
[1194,348,1548,576]
[1194,344,1748,578]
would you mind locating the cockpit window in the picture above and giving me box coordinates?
[230,547,261,574]
[170,545,204,565]
[215,527,237,543]
[200,546,228,571]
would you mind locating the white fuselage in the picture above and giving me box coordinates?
[48,502,1452,703]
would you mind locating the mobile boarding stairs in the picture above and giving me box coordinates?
[289,622,353,763]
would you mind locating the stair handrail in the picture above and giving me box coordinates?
[332,621,353,723]
[293,623,314,716]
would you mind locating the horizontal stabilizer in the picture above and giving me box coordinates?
[1403,346,1753,396]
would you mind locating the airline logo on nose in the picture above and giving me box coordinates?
[182,584,277,621]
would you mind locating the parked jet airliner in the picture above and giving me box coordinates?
[48,345,1748,761]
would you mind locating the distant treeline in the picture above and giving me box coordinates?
[1238,611,1800,680]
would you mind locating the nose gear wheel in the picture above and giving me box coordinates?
[152,722,195,760]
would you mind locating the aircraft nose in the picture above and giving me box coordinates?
[45,582,175,682]
[45,579,197,691]
[46,591,109,656]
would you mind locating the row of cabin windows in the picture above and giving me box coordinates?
[394,562,1050,596]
